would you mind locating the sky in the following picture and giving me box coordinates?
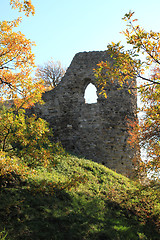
[1,0,160,69]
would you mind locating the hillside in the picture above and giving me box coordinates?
[0,153,159,240]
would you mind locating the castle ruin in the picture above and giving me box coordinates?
[32,51,137,177]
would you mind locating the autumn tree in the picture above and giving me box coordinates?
[0,18,45,108]
[94,11,160,180]
[0,0,55,167]
[36,59,66,90]
[0,1,45,108]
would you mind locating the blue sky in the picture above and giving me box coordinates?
[1,0,160,69]
[1,0,159,103]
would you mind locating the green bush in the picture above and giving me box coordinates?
[0,107,56,167]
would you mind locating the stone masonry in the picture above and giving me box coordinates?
[32,51,137,177]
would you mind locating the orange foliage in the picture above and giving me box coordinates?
[95,11,160,180]
[0,150,37,187]
[0,15,45,108]
[10,0,35,16]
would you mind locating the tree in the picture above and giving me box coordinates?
[0,1,55,168]
[0,2,44,109]
[0,18,45,109]
[94,11,160,180]
[36,59,66,90]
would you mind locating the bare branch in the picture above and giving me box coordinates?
[36,59,66,90]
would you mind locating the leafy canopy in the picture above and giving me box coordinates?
[0,17,45,108]
[95,11,160,180]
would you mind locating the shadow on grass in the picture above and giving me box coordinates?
[0,186,159,240]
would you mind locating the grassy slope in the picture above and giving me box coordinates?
[0,154,159,240]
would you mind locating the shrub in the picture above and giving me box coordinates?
[0,107,56,167]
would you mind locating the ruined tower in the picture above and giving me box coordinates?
[33,51,137,176]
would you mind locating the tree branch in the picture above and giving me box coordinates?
[0,77,23,93]
[138,74,160,85]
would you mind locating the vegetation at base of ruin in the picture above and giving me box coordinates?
[0,105,59,168]
[36,59,66,91]
[95,11,160,180]
[0,153,160,240]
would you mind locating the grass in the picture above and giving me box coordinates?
[0,153,160,240]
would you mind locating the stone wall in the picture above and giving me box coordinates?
[31,51,137,177]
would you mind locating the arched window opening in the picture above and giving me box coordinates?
[84,83,98,104]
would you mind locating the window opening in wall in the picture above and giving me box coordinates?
[84,83,98,104]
